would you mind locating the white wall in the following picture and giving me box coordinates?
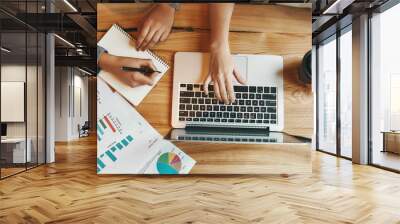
[71,73,89,138]
[54,67,89,141]
[55,66,69,141]
[1,65,26,139]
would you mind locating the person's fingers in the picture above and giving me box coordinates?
[225,76,235,103]
[136,23,150,49]
[160,31,169,42]
[124,73,136,88]
[132,72,154,85]
[140,59,157,71]
[140,27,157,51]
[203,75,212,96]
[213,78,222,101]
[217,75,229,104]
[233,68,246,85]
[149,72,159,80]
[146,30,163,50]
[141,28,159,50]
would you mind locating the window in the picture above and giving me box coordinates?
[339,28,352,158]
[317,36,337,154]
[316,25,353,159]
[370,2,400,171]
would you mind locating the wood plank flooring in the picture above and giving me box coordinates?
[1,135,400,223]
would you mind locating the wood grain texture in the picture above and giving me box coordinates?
[97,4,313,174]
[97,3,311,34]
[1,136,400,223]
[97,31,311,56]
[175,141,311,174]
[384,133,400,154]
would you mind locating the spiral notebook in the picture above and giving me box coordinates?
[97,24,169,106]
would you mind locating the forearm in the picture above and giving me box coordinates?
[209,3,234,52]
[98,52,119,74]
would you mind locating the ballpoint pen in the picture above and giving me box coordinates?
[121,66,161,75]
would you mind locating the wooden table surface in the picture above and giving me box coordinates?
[97,3,313,174]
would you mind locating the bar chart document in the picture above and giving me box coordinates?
[97,78,196,174]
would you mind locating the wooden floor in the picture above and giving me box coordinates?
[373,151,400,171]
[1,136,400,223]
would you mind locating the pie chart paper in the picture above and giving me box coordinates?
[141,140,196,175]
[157,152,182,174]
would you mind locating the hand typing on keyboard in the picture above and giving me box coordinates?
[179,83,278,125]
[204,4,246,105]
[204,49,246,105]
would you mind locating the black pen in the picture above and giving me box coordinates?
[121,66,161,75]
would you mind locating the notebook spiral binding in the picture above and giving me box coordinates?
[111,24,169,68]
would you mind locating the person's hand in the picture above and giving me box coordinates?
[203,46,246,104]
[136,4,175,51]
[98,53,157,87]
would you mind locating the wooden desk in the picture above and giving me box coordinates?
[98,3,313,174]
[1,138,31,164]
[382,131,400,154]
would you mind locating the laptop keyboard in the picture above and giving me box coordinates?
[178,83,278,125]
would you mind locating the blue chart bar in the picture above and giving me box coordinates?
[127,135,134,142]
[97,135,134,173]
[121,139,129,147]
[97,158,106,169]
[97,124,104,141]
[105,151,117,162]
[97,124,104,135]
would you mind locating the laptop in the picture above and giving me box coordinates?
[171,52,284,134]
[166,128,311,145]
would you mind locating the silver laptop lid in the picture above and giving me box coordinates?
[166,128,310,145]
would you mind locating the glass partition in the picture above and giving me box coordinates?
[27,31,38,169]
[0,1,46,179]
[26,0,41,169]
[1,30,28,178]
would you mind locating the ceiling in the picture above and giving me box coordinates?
[0,0,98,73]
[1,0,395,73]
[311,0,391,43]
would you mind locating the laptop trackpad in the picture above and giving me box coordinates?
[232,56,248,85]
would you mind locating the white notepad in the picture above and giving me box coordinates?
[97,24,169,106]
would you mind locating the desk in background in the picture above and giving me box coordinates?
[97,4,313,174]
[1,138,31,164]
[382,131,400,154]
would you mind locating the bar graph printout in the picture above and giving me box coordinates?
[97,78,196,174]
